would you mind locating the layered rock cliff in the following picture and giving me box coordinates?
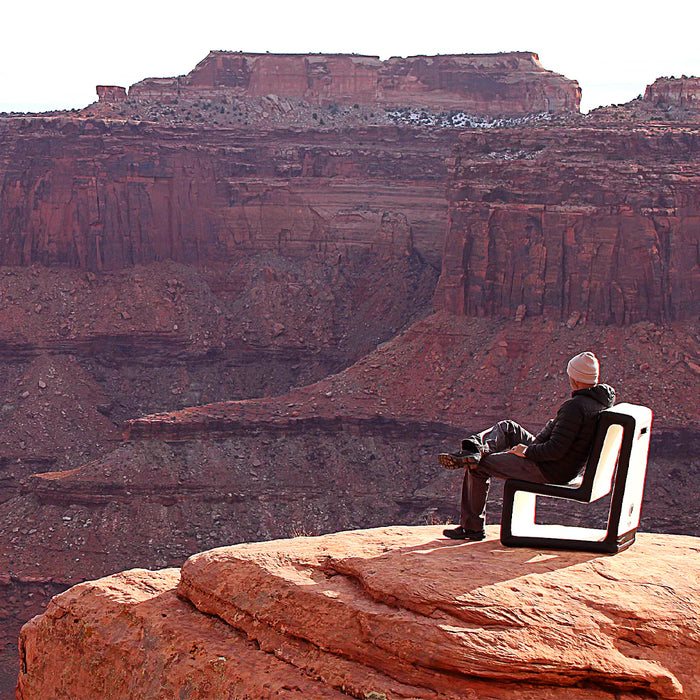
[435,124,700,324]
[3,116,698,325]
[16,527,700,699]
[0,118,455,270]
[124,51,581,115]
[644,76,700,112]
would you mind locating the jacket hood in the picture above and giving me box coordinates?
[574,383,616,408]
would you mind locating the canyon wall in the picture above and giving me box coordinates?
[435,125,700,324]
[3,116,698,327]
[0,118,455,271]
[126,51,581,115]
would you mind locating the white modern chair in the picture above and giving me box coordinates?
[500,403,652,553]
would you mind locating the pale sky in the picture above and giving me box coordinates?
[1,0,698,114]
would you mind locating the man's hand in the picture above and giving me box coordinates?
[508,443,529,458]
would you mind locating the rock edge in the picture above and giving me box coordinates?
[17,526,700,699]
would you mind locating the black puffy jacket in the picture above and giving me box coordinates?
[524,384,616,483]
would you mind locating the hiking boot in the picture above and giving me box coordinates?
[438,447,481,470]
[443,526,486,541]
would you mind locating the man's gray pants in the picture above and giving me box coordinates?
[460,420,548,531]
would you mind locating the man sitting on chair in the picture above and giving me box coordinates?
[439,351,616,541]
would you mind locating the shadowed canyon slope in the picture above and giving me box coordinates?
[17,527,700,699]
[1,53,699,697]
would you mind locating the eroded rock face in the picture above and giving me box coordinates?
[17,569,349,700]
[435,125,700,324]
[129,51,581,115]
[0,119,454,270]
[17,527,700,699]
[644,77,700,111]
[3,115,698,327]
[96,85,127,103]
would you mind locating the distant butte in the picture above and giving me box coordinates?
[644,76,700,109]
[102,50,582,116]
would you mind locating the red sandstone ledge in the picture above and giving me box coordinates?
[17,526,700,699]
[122,312,700,442]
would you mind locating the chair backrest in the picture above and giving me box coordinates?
[614,403,653,534]
[580,403,652,505]
[589,422,624,501]
[575,407,626,502]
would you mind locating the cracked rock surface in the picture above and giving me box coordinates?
[17,526,700,699]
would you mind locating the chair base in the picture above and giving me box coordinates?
[500,526,637,554]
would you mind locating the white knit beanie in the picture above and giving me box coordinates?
[567,351,600,384]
